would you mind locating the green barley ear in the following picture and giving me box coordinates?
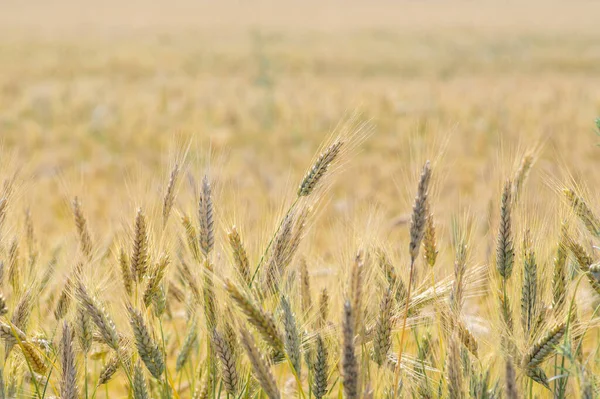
[318,288,329,329]
[512,152,534,203]
[373,287,393,367]
[198,175,214,258]
[126,304,164,379]
[520,230,538,337]
[75,282,120,351]
[213,329,239,396]
[496,180,514,280]
[182,215,201,263]
[349,251,364,333]
[299,257,312,315]
[228,226,252,287]
[132,361,151,399]
[298,141,343,197]
[225,280,284,353]
[98,353,120,386]
[72,196,93,260]
[280,297,301,376]
[143,253,170,307]
[176,318,198,373]
[377,251,407,304]
[239,327,281,399]
[564,188,600,237]
[75,305,93,354]
[567,238,594,272]
[526,367,550,389]
[313,334,328,399]
[422,205,438,268]
[552,223,568,313]
[523,322,566,370]
[162,163,180,228]
[59,322,78,399]
[131,208,149,283]
[7,239,19,294]
[342,300,359,399]
[409,161,432,263]
[119,248,133,297]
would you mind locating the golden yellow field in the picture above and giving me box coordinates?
[0,1,599,398]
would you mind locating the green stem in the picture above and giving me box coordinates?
[85,354,89,399]
[159,318,171,397]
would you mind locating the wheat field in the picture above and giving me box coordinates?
[0,1,599,398]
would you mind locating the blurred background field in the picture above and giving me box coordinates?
[0,0,599,265]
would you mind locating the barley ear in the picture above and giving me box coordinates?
[298,140,344,197]
[60,322,79,399]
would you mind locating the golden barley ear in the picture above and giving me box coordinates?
[72,197,93,260]
[162,163,180,228]
[298,141,344,197]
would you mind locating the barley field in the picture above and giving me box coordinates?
[0,1,599,398]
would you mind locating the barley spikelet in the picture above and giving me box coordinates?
[318,288,329,328]
[499,290,514,330]
[264,212,294,290]
[6,289,33,356]
[225,280,284,352]
[75,282,120,350]
[451,240,468,314]
[7,239,19,294]
[203,261,217,329]
[564,189,600,237]
[281,296,301,376]
[228,226,251,287]
[457,320,478,357]
[298,140,343,197]
[423,206,438,268]
[143,253,170,307]
[350,251,364,333]
[512,153,534,202]
[523,322,566,369]
[213,329,238,395]
[504,357,518,399]
[409,161,432,262]
[131,208,149,282]
[119,248,133,297]
[342,300,359,399]
[313,334,328,399]
[520,231,538,336]
[496,180,514,279]
[20,341,47,374]
[98,353,120,385]
[446,331,463,399]
[59,322,78,399]
[182,215,201,262]
[176,318,197,372]
[54,277,73,321]
[76,305,93,354]
[127,304,164,379]
[162,163,180,227]
[239,327,281,399]
[0,321,26,344]
[24,208,37,267]
[568,239,593,271]
[72,197,93,259]
[179,259,201,304]
[552,223,568,313]
[299,257,312,314]
[132,362,150,399]
[198,175,214,257]
[526,367,550,389]
[585,272,600,297]
[377,251,407,304]
[373,287,393,366]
